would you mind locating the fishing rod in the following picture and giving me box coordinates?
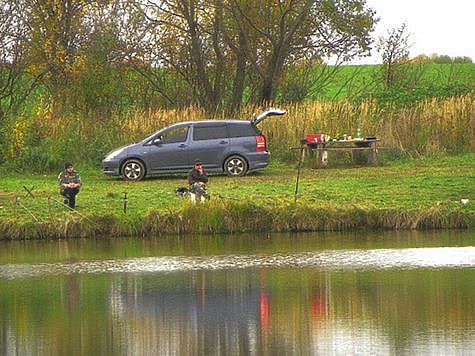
[290,143,306,203]
[294,145,304,203]
[123,177,129,214]
[123,191,128,213]
[23,185,35,198]
[15,197,42,223]
[49,196,97,225]
[216,193,239,201]
[18,185,95,226]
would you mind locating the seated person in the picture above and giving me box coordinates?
[58,162,82,208]
[188,159,209,202]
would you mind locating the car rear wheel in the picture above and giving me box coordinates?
[122,159,145,181]
[224,155,248,177]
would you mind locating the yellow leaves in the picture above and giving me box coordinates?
[35,97,53,121]
[8,121,29,160]
[26,0,92,78]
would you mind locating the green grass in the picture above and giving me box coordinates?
[0,153,473,239]
[308,63,475,100]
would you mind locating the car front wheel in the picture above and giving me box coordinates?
[224,155,248,177]
[122,159,146,181]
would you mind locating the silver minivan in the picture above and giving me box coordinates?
[102,109,285,180]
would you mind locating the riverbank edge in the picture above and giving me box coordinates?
[0,202,472,240]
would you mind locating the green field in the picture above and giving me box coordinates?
[304,63,475,100]
[0,154,473,239]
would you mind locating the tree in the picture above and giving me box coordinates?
[0,1,31,121]
[131,0,377,112]
[226,0,376,104]
[2,0,377,115]
[128,0,229,111]
[23,0,97,108]
[377,23,411,89]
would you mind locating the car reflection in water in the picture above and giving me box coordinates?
[109,269,297,355]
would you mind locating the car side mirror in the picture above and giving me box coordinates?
[153,136,163,145]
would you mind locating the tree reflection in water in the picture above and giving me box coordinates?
[0,232,474,355]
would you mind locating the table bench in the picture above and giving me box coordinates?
[302,139,379,168]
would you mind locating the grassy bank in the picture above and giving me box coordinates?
[0,154,473,239]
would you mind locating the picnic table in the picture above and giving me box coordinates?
[302,138,379,168]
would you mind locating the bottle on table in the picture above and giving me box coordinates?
[356,127,362,139]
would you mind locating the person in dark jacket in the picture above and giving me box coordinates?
[58,162,82,208]
[187,159,209,202]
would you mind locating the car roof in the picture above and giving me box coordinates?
[141,120,253,143]
[166,108,286,127]
[171,120,251,126]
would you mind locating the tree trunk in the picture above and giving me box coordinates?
[183,3,217,111]
[212,0,224,108]
[259,76,274,104]
[258,49,285,104]
[229,33,247,113]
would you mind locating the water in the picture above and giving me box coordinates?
[0,230,473,355]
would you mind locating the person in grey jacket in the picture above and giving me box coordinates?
[58,162,82,208]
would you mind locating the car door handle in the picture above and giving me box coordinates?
[179,144,188,148]
[220,140,228,144]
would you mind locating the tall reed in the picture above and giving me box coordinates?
[4,95,473,170]
[118,95,474,159]
[259,95,474,159]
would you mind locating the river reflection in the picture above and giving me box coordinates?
[0,231,474,355]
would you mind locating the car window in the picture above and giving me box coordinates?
[193,124,228,141]
[160,125,189,144]
[227,123,259,138]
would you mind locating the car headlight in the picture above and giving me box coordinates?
[105,148,125,160]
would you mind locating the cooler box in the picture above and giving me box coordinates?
[305,133,328,144]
